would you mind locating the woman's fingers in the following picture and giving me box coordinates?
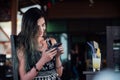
[45,48,57,58]
[42,45,64,62]
[58,46,64,53]
[49,50,57,59]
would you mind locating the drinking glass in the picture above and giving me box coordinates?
[92,53,101,72]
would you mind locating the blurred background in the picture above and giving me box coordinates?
[0,0,120,80]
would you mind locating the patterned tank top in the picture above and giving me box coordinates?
[25,38,61,80]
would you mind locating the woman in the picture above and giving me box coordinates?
[16,7,64,80]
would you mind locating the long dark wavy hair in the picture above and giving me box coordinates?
[17,7,47,71]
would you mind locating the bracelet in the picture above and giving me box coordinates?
[34,64,39,72]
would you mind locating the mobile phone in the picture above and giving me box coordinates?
[46,43,62,51]
[52,43,62,48]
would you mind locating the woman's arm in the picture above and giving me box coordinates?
[55,56,63,77]
[17,47,57,80]
[17,49,45,80]
[49,38,64,77]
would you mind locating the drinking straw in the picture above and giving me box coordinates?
[87,42,95,54]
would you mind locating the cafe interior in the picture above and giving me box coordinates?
[0,0,120,80]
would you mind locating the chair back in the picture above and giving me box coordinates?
[10,35,19,80]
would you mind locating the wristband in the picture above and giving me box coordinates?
[34,64,39,72]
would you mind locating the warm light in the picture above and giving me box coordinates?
[6,54,11,58]
[0,27,10,42]
[20,4,41,13]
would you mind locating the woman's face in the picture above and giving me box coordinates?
[37,17,46,37]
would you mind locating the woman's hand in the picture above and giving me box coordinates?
[40,47,57,64]
[37,38,58,64]
[55,45,64,58]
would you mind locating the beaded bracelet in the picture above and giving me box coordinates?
[34,64,39,72]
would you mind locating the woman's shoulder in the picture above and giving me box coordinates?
[17,46,25,60]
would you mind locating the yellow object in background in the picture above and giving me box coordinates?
[96,48,101,58]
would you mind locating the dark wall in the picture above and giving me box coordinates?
[48,1,120,19]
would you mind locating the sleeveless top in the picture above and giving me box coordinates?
[25,38,61,80]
